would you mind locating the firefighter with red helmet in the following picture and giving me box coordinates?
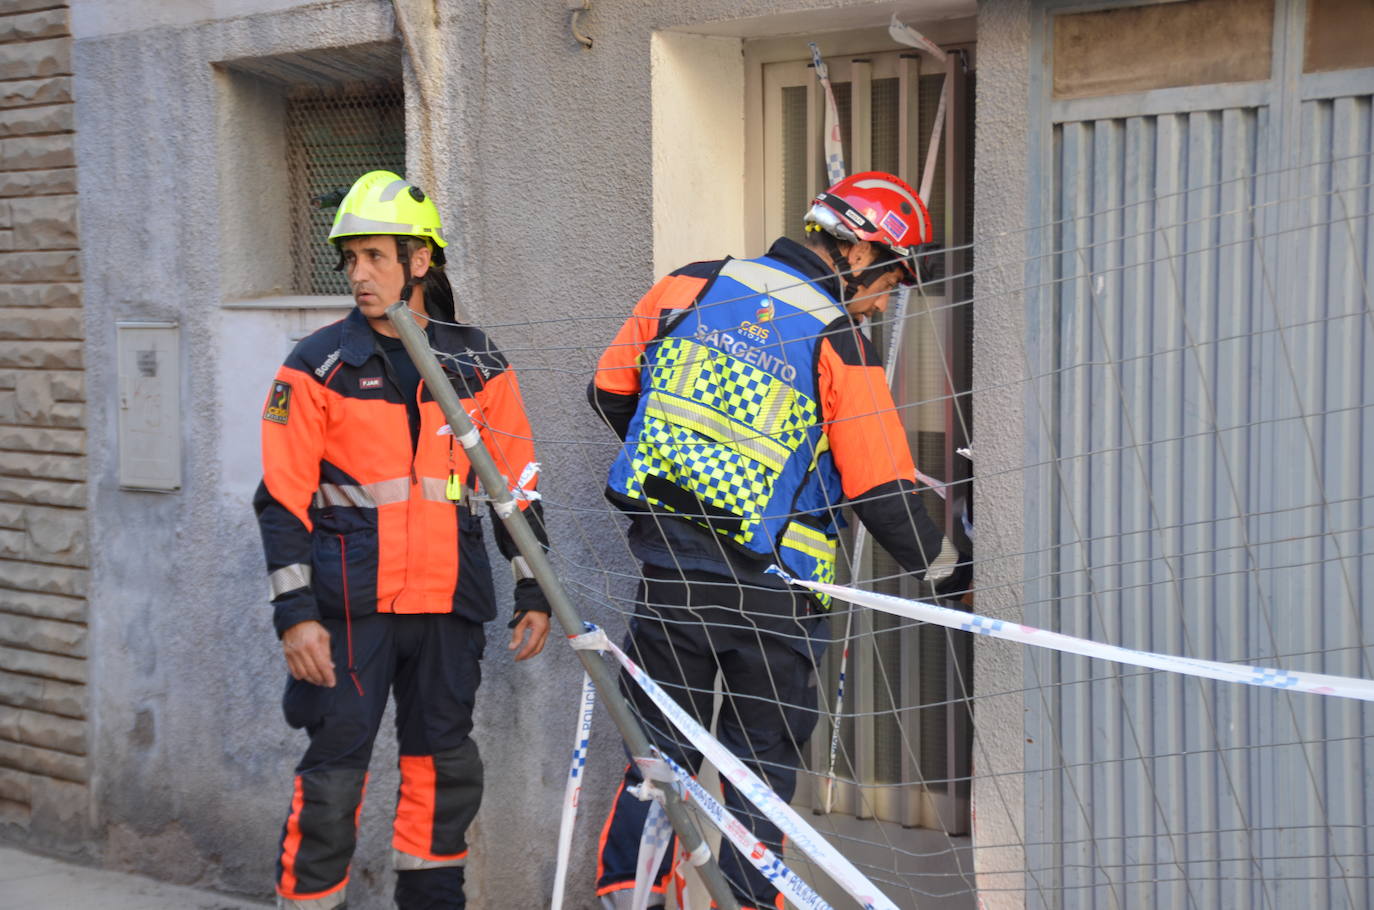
[255,171,551,910]
[588,172,957,910]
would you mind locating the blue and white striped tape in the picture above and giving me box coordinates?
[657,752,832,910]
[809,43,846,186]
[631,798,673,910]
[550,671,597,910]
[571,626,898,910]
[768,569,1374,703]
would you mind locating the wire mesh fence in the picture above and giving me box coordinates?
[361,138,1374,909]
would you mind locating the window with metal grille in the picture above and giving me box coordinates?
[286,82,406,295]
[216,43,404,304]
[757,44,976,831]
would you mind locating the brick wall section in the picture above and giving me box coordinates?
[0,0,88,829]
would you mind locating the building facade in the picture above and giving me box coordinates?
[0,0,90,857]
[0,1,1369,908]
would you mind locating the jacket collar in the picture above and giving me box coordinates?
[765,236,843,304]
[340,307,380,367]
[428,316,471,358]
[340,304,471,370]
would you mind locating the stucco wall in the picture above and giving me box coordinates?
[73,2,410,900]
[970,0,1030,906]
[69,0,994,906]
[650,30,746,276]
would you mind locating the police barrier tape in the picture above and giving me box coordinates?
[632,797,673,910]
[570,626,898,910]
[550,672,597,910]
[656,751,832,910]
[767,569,1374,703]
[613,756,707,910]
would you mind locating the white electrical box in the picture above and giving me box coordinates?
[117,322,181,491]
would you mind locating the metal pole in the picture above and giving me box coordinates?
[386,302,741,910]
[941,48,973,837]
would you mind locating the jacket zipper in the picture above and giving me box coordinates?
[337,534,364,696]
[374,341,418,608]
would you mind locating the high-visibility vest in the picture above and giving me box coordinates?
[607,255,849,603]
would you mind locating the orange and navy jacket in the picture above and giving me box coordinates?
[588,236,942,585]
[255,307,547,637]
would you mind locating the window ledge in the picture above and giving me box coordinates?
[221,295,354,310]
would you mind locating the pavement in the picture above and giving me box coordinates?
[0,845,271,909]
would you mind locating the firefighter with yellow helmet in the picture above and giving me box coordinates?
[255,170,551,909]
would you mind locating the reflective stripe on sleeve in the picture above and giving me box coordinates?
[270,563,312,599]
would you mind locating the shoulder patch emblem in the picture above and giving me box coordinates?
[263,381,292,425]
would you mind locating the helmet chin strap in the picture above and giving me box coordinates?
[397,237,423,308]
[813,228,893,306]
[814,228,859,304]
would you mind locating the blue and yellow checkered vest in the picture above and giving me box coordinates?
[607,255,849,604]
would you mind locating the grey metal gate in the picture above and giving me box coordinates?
[1022,1,1374,906]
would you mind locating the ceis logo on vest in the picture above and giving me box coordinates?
[734,297,775,343]
[738,320,770,342]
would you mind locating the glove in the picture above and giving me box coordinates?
[924,536,960,585]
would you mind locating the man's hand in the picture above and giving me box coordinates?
[508,611,550,661]
[282,620,336,687]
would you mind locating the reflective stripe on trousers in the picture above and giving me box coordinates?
[278,889,347,910]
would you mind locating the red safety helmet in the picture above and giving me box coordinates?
[805,171,932,285]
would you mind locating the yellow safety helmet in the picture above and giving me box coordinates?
[328,170,448,264]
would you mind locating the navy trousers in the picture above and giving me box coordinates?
[596,566,823,910]
[275,613,484,909]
